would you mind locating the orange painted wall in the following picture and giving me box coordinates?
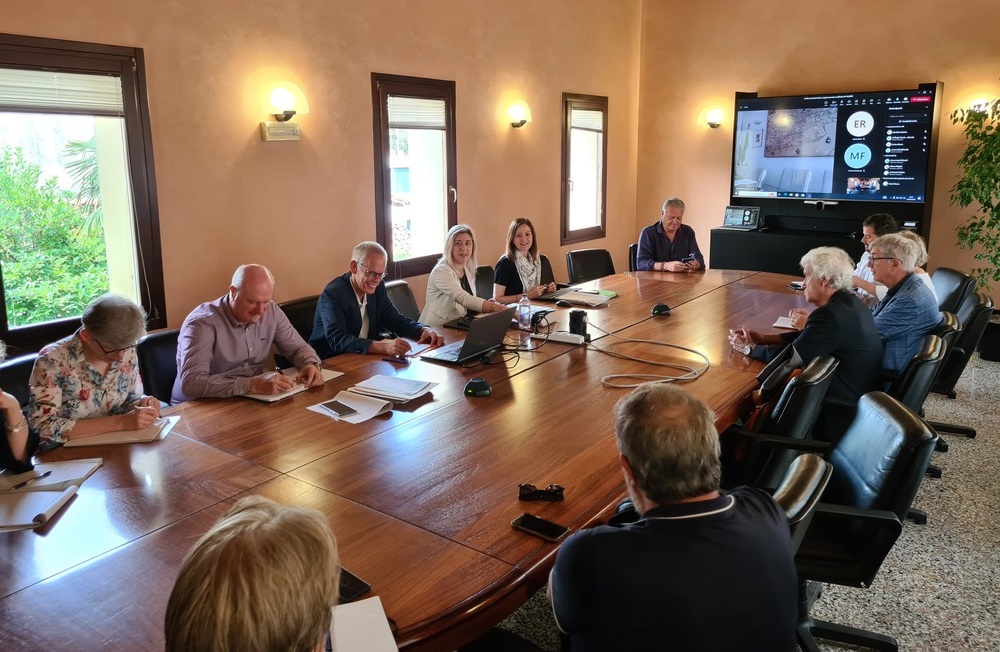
[637,0,1000,292]
[3,0,641,325]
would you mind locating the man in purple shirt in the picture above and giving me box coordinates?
[171,264,323,404]
[635,197,705,272]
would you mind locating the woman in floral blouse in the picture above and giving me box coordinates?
[28,293,160,447]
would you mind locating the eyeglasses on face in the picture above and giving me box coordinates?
[867,256,897,267]
[358,263,388,281]
[94,338,138,356]
[518,483,565,502]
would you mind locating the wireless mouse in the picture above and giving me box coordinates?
[464,377,492,397]
[555,300,573,308]
[651,303,671,316]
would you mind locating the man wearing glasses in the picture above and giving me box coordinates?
[310,241,442,358]
[868,233,941,373]
[172,264,324,403]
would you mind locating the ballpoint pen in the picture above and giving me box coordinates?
[13,470,53,490]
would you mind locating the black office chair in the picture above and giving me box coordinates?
[628,243,638,272]
[566,248,615,284]
[933,291,994,400]
[885,333,946,418]
[721,356,839,490]
[753,392,937,652]
[771,453,832,552]
[475,264,494,300]
[931,267,975,314]
[540,254,556,286]
[277,294,320,342]
[137,329,180,404]
[385,280,421,322]
[0,353,38,409]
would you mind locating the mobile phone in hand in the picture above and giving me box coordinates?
[681,254,697,264]
[511,513,568,542]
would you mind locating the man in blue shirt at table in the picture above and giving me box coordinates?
[868,232,941,373]
[548,383,797,651]
[635,197,705,272]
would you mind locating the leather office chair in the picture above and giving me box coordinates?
[885,333,946,418]
[539,254,556,286]
[754,392,937,652]
[137,329,180,404]
[277,294,320,342]
[385,280,421,322]
[0,353,38,409]
[475,265,494,300]
[628,243,638,272]
[566,248,615,284]
[933,291,994,400]
[771,453,832,552]
[721,356,839,490]
[931,267,975,314]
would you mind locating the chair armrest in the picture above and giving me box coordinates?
[748,434,833,455]
[812,503,902,528]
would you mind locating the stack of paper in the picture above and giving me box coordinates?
[349,375,437,402]
[0,458,102,532]
[63,416,179,447]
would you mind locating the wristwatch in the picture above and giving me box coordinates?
[742,344,754,355]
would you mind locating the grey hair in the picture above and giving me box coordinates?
[615,383,720,505]
[231,264,275,289]
[897,231,929,267]
[872,233,918,272]
[351,241,387,265]
[799,247,855,291]
[81,293,147,349]
[661,197,686,213]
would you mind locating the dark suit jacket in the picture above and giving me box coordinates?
[309,272,427,358]
[775,289,884,401]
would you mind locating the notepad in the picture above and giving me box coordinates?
[0,485,79,532]
[329,596,397,651]
[63,416,179,447]
[0,458,102,493]
[772,316,796,329]
[308,391,393,424]
[245,368,344,402]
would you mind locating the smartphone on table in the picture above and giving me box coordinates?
[338,567,372,603]
[511,513,569,542]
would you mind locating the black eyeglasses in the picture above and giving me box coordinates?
[519,483,564,502]
[359,263,388,281]
[867,256,897,267]
[94,338,138,356]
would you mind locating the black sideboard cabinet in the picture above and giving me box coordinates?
[709,229,866,276]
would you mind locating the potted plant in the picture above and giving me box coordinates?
[951,92,1000,360]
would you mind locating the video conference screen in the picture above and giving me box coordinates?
[731,86,937,204]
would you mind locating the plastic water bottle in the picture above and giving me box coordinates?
[517,294,532,331]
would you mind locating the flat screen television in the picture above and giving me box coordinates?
[729,82,941,235]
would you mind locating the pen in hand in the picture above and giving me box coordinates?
[13,470,53,490]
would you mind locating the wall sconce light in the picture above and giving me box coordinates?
[706,108,723,129]
[508,101,532,128]
[261,81,309,141]
[969,97,991,113]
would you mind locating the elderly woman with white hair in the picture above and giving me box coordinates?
[28,293,160,448]
[729,247,883,402]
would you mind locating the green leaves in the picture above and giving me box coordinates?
[950,93,1000,286]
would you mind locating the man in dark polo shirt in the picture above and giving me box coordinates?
[548,384,797,651]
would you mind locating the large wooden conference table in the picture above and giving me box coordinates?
[0,270,810,651]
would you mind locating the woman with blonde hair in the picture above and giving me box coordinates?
[420,224,505,326]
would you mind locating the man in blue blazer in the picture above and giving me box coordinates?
[310,242,443,358]
[869,233,942,373]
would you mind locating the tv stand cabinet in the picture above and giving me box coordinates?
[709,229,865,276]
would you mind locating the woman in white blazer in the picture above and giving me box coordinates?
[420,225,505,327]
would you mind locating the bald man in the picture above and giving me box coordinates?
[172,264,323,404]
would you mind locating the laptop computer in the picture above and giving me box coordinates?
[718,205,761,231]
[422,307,516,364]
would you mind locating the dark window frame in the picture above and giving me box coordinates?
[371,73,457,279]
[560,92,609,246]
[0,32,165,354]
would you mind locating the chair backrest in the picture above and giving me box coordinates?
[475,265,494,300]
[771,453,832,552]
[886,333,945,413]
[0,353,37,409]
[137,329,180,404]
[539,255,555,286]
[931,311,961,376]
[931,267,975,314]
[778,168,812,193]
[936,292,995,395]
[277,295,320,342]
[385,280,420,322]
[826,391,937,520]
[628,243,638,272]
[566,248,615,284]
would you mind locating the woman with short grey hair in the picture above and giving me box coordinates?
[28,293,160,447]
